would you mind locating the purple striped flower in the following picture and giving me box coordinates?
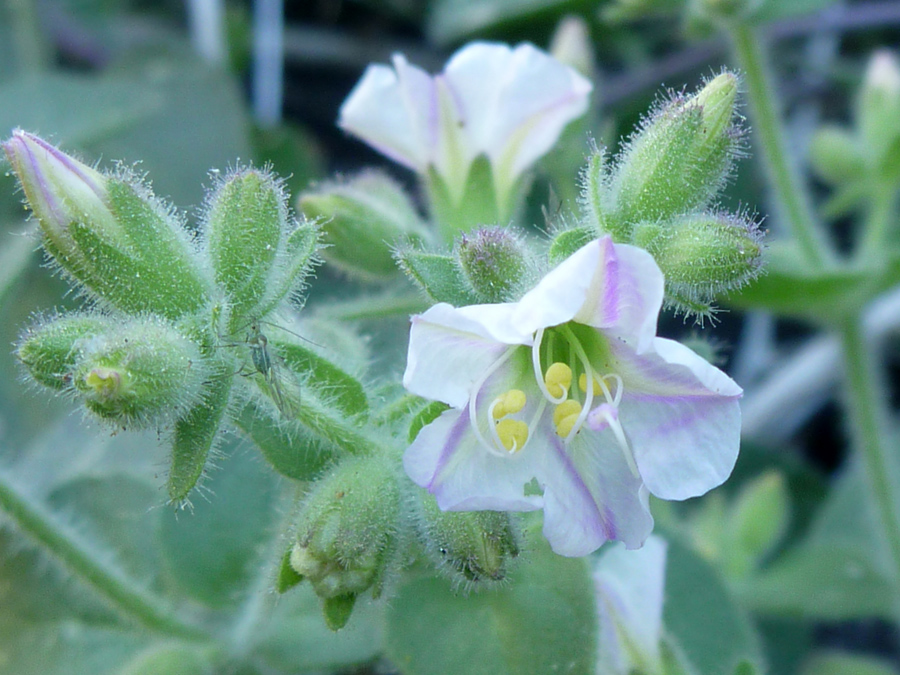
[402,237,742,557]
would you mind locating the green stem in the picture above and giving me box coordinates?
[0,469,210,641]
[857,183,897,262]
[838,317,900,584]
[729,23,831,269]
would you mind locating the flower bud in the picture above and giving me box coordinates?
[17,313,116,391]
[858,51,900,175]
[455,227,529,303]
[413,491,520,587]
[633,211,763,316]
[808,126,866,185]
[549,15,595,79]
[602,72,741,232]
[72,317,208,428]
[3,131,210,320]
[298,170,427,281]
[204,168,286,325]
[289,454,401,623]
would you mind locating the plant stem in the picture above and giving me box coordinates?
[838,316,900,584]
[0,469,211,641]
[729,23,831,269]
[857,183,897,262]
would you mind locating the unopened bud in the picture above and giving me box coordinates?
[455,227,529,303]
[289,454,401,624]
[72,317,208,428]
[809,126,866,185]
[17,313,115,390]
[633,211,763,316]
[205,168,286,325]
[604,72,742,230]
[414,491,520,587]
[299,170,426,281]
[859,51,900,174]
[394,247,479,307]
[549,15,595,79]
[3,131,210,319]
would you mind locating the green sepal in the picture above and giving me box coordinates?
[104,179,209,319]
[273,337,369,418]
[234,401,332,481]
[17,313,114,390]
[409,401,450,443]
[426,156,509,241]
[256,221,320,318]
[167,370,232,503]
[395,249,479,307]
[323,593,357,631]
[547,226,596,266]
[578,147,623,240]
[276,546,305,593]
[206,168,284,325]
[298,169,427,281]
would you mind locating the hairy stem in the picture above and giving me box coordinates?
[0,469,211,641]
[729,23,831,269]
[838,317,900,585]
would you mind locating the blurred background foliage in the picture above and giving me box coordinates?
[3,0,900,674]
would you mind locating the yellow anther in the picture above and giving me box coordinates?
[492,389,527,419]
[544,362,572,398]
[553,399,582,427]
[496,418,529,452]
[556,413,581,438]
[578,372,601,395]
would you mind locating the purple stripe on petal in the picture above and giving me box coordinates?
[548,434,614,541]
[600,238,620,325]
[25,132,106,197]
[428,407,472,490]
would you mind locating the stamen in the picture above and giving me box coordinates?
[558,325,596,443]
[491,389,526,420]
[544,362,572,399]
[495,418,529,453]
[553,399,581,428]
[588,404,640,478]
[531,329,568,404]
[468,346,519,457]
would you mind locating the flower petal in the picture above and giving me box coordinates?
[444,42,592,199]
[403,406,543,512]
[612,337,742,500]
[594,536,667,675]
[404,302,532,407]
[338,56,436,172]
[536,429,653,557]
[513,238,664,351]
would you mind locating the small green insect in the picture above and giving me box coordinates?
[243,321,302,419]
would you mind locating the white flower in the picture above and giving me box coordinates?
[402,237,742,557]
[338,41,592,216]
[594,535,668,675]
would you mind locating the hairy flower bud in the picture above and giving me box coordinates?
[3,130,210,320]
[298,170,426,281]
[72,317,208,428]
[633,211,763,316]
[205,167,286,325]
[593,72,741,237]
[17,313,116,391]
[413,492,520,588]
[808,126,866,186]
[289,454,401,628]
[858,50,900,176]
[455,227,529,303]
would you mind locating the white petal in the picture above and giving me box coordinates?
[338,56,436,172]
[513,238,664,351]
[536,429,653,557]
[444,42,592,199]
[594,536,667,674]
[403,406,543,512]
[612,337,742,500]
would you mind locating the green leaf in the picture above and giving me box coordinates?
[234,401,333,481]
[664,539,764,675]
[159,441,281,608]
[385,535,596,675]
[724,243,900,320]
[167,372,232,503]
[114,644,214,675]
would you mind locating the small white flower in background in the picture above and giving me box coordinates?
[594,535,668,675]
[402,237,742,557]
[338,41,592,222]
